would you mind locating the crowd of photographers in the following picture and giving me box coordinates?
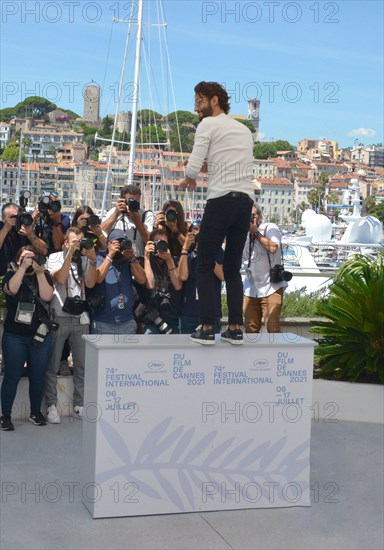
[0,184,288,431]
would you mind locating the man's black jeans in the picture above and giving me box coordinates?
[197,193,253,326]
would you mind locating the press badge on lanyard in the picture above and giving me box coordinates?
[15,302,36,324]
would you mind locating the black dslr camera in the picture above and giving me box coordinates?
[79,237,95,250]
[16,191,34,231]
[118,238,133,251]
[144,291,174,334]
[85,215,101,226]
[270,264,293,283]
[153,239,168,254]
[16,211,34,232]
[126,198,140,212]
[165,210,177,223]
[32,254,47,266]
[38,195,61,215]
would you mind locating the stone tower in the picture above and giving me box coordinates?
[83,83,100,123]
[247,98,260,141]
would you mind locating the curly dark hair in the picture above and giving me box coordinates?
[194,81,230,114]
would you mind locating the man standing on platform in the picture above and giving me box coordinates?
[178,81,254,345]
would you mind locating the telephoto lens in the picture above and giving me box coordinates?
[16,212,34,232]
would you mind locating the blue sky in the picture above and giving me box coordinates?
[1,0,383,148]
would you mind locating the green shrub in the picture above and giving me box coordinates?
[310,252,384,384]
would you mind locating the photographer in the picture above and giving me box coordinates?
[178,224,224,335]
[154,200,187,258]
[0,246,54,431]
[101,185,154,257]
[89,229,146,335]
[33,192,70,254]
[143,228,182,334]
[242,205,288,333]
[72,206,108,251]
[44,227,97,424]
[0,203,47,276]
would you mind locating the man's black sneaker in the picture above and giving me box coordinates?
[190,327,215,345]
[29,413,47,426]
[221,328,244,345]
[0,416,14,431]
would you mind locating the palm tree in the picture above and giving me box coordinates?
[311,252,384,383]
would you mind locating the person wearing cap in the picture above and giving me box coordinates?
[87,228,146,336]
[33,192,70,254]
[178,81,254,345]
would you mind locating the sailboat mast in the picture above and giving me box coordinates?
[16,130,23,198]
[127,0,144,187]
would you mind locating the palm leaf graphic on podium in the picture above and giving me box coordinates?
[96,417,309,511]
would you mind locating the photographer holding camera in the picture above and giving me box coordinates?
[0,202,48,276]
[143,228,182,334]
[44,227,97,424]
[178,223,224,335]
[88,229,146,335]
[0,246,54,431]
[33,192,70,254]
[101,185,154,257]
[72,206,108,251]
[242,205,289,333]
[154,200,187,258]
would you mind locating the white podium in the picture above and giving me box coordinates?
[81,333,315,518]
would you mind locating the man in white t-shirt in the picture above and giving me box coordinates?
[242,205,288,333]
[44,227,97,423]
[101,185,154,258]
[178,81,254,345]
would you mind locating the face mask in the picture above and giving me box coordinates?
[25,266,34,274]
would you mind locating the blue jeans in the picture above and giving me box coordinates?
[197,193,253,325]
[1,331,52,417]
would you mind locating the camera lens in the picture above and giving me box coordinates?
[119,238,133,251]
[126,198,140,212]
[165,210,177,222]
[154,239,168,254]
[80,238,94,250]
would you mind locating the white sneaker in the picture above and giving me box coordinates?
[47,404,61,424]
[73,406,83,420]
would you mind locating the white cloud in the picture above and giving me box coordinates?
[347,128,376,138]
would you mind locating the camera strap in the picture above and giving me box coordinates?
[65,264,85,300]
[23,276,52,322]
[247,233,257,269]
[110,265,124,296]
